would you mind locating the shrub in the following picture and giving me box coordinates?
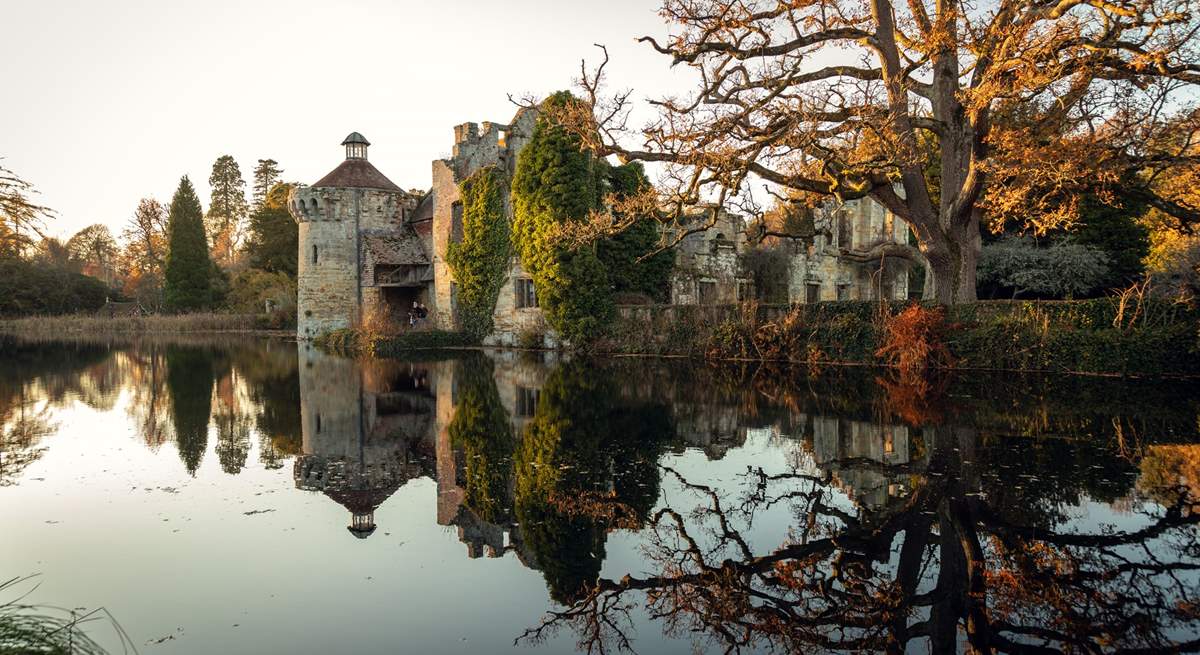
[0,258,108,316]
[876,304,953,384]
[228,269,295,313]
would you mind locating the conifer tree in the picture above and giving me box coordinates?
[597,161,675,301]
[206,155,248,264]
[164,176,213,311]
[245,182,298,277]
[512,92,614,343]
[252,159,282,209]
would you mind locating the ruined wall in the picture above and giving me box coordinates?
[431,109,543,343]
[786,197,912,303]
[669,210,753,305]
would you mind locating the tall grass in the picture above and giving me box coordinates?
[0,576,134,654]
[0,312,261,335]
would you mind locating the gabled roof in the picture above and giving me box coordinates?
[313,158,402,192]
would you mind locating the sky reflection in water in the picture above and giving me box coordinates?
[0,336,1198,654]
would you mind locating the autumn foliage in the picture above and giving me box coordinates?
[875,303,953,382]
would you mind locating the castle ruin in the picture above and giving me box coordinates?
[289,112,916,342]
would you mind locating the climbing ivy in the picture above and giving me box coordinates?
[446,166,512,341]
[512,91,614,344]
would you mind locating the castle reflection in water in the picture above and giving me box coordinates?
[4,337,1199,652]
[293,345,924,551]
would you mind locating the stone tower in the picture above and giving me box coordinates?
[289,132,419,339]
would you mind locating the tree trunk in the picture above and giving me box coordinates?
[922,234,980,305]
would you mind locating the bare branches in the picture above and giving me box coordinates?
[0,162,53,258]
[557,0,1200,303]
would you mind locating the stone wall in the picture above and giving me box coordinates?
[431,108,545,345]
[786,196,913,303]
[669,209,753,305]
[290,185,418,339]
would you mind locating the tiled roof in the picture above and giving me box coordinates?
[313,159,402,192]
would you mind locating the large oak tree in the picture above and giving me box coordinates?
[572,0,1200,303]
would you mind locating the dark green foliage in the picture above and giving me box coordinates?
[252,159,282,209]
[978,236,1111,299]
[164,177,215,311]
[166,346,215,475]
[512,92,614,343]
[245,183,298,277]
[0,259,108,315]
[448,355,515,523]
[1071,193,1150,290]
[446,167,512,340]
[206,155,248,247]
[512,93,605,225]
[597,162,675,302]
[514,362,675,603]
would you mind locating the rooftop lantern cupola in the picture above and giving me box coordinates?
[342,132,370,160]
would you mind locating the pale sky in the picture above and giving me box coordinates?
[2,0,689,240]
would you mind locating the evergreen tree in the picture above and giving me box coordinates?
[164,176,214,311]
[206,155,248,264]
[1072,192,1150,290]
[596,161,675,302]
[166,345,214,476]
[245,182,298,276]
[252,159,282,209]
[512,91,614,343]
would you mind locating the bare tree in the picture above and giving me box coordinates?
[522,446,1200,654]
[0,162,53,259]
[565,0,1200,303]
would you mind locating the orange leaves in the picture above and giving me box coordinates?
[875,302,953,382]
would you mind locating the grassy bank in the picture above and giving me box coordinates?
[0,312,276,335]
[597,299,1200,377]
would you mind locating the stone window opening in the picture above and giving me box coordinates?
[806,283,821,304]
[837,211,852,249]
[737,280,753,302]
[516,278,538,309]
[498,130,507,148]
[312,245,319,265]
[515,386,539,417]
[836,284,850,301]
[316,412,322,433]
[697,280,717,304]
[450,201,464,242]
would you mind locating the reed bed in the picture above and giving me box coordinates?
[0,312,261,335]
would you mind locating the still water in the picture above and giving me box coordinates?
[1,336,1198,654]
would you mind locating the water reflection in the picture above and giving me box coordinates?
[1,336,1198,653]
[294,349,437,536]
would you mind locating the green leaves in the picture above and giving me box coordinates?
[512,93,615,344]
[164,176,215,311]
[446,166,512,340]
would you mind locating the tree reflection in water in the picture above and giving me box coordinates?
[0,336,303,478]
[519,369,1200,655]
[2,336,1198,653]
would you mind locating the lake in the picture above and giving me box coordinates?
[1,336,1198,654]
